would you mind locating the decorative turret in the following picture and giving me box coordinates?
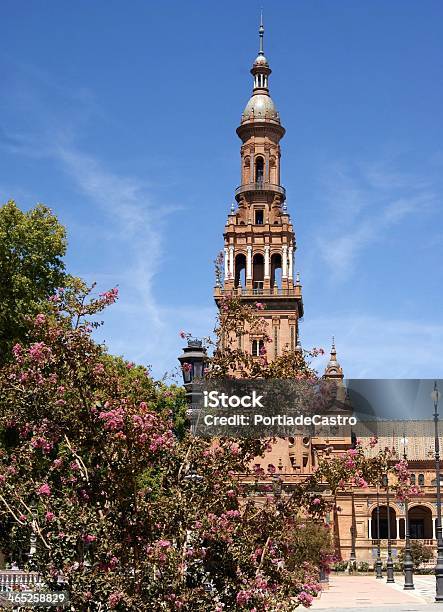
[323,337,344,380]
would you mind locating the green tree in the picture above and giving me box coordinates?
[399,540,434,569]
[0,200,67,362]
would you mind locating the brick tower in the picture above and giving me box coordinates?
[214,18,303,359]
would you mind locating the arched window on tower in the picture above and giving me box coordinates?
[418,474,425,486]
[234,253,246,289]
[251,339,264,357]
[255,156,264,184]
[253,253,264,293]
[271,253,282,292]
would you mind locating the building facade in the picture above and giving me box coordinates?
[214,20,442,565]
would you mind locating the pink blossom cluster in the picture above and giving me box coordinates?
[31,436,54,454]
[369,435,378,448]
[98,407,125,431]
[29,342,52,364]
[99,287,119,305]
[310,347,325,357]
[394,459,410,484]
[297,591,314,607]
[107,591,123,608]
[34,313,46,326]
[37,483,51,497]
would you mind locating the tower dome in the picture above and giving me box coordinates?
[242,94,278,121]
[240,15,280,125]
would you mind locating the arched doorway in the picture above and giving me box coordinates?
[235,253,246,289]
[371,506,397,539]
[253,253,264,293]
[409,505,433,539]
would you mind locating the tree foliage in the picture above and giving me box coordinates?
[0,285,417,610]
[0,200,67,363]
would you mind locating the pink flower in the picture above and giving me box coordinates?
[298,591,314,607]
[37,483,51,497]
[83,534,96,543]
[236,590,251,605]
[157,539,171,548]
[313,497,321,506]
[0,475,7,485]
[29,342,51,364]
[181,362,192,373]
[347,448,358,458]
[53,459,63,469]
[126,362,134,370]
[369,436,378,448]
[179,330,188,339]
[34,313,46,326]
[255,302,265,310]
[12,343,23,360]
[267,464,276,474]
[99,287,119,305]
[45,511,55,521]
[93,363,105,375]
[19,514,27,522]
[108,592,123,608]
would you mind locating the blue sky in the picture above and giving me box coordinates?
[1,1,442,379]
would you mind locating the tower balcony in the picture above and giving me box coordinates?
[235,182,286,202]
[214,285,302,299]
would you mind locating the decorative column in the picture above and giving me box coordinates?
[264,245,270,279]
[282,245,288,278]
[246,246,252,280]
[288,245,293,281]
[229,245,234,280]
[368,519,372,540]
[224,247,229,280]
[396,517,400,540]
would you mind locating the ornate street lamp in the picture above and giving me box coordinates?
[382,473,395,583]
[178,339,207,434]
[401,435,414,590]
[432,381,443,602]
[375,485,383,579]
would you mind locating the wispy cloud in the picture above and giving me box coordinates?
[314,159,436,281]
[0,61,211,377]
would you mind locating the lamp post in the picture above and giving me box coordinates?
[401,435,414,590]
[432,381,443,602]
[178,339,207,434]
[375,485,383,579]
[349,490,356,570]
[383,474,395,583]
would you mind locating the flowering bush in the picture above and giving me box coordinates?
[0,284,415,610]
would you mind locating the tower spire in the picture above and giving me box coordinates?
[324,337,344,380]
[259,11,264,55]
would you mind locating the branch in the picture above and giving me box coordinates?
[64,435,89,483]
[0,494,27,526]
